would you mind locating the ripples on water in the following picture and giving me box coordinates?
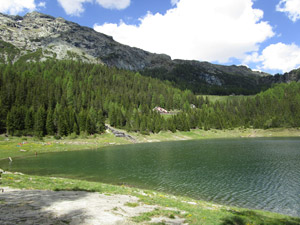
[1,138,300,217]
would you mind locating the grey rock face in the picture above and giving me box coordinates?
[0,11,275,86]
[0,12,174,70]
[262,68,300,84]
[202,73,223,86]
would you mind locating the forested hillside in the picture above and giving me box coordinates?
[186,83,300,130]
[0,60,299,137]
[141,64,269,95]
[0,60,198,136]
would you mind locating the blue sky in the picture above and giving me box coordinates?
[1,0,300,74]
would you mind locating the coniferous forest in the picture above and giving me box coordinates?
[0,60,300,137]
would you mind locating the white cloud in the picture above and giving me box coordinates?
[95,0,130,10]
[0,0,37,15]
[245,43,300,72]
[171,0,179,6]
[57,0,130,16]
[57,0,92,16]
[276,0,300,22]
[244,52,262,63]
[38,2,46,8]
[94,0,274,63]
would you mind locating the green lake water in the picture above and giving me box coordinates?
[1,137,300,217]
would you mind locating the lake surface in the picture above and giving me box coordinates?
[1,138,300,217]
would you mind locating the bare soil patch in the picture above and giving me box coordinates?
[0,187,186,225]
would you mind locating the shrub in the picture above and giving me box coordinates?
[54,135,61,140]
[69,132,77,139]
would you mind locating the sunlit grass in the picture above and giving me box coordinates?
[200,95,254,103]
[131,128,300,143]
[1,173,299,225]
[0,132,132,160]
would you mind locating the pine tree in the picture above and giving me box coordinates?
[66,108,76,134]
[96,110,106,133]
[46,108,55,135]
[6,111,14,135]
[78,109,87,133]
[109,107,117,127]
[168,118,176,133]
[154,116,161,133]
[86,114,95,135]
[140,117,149,135]
[14,106,26,134]
[34,106,46,137]
[58,115,68,136]
[25,107,35,134]
[66,76,74,107]
[86,107,97,134]
[73,121,79,135]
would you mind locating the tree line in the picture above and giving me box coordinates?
[0,60,299,137]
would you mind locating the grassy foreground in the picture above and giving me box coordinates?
[1,173,300,225]
[1,128,300,224]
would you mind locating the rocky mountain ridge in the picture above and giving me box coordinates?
[0,12,299,94]
[0,12,172,69]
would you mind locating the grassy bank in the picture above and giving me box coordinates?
[133,127,300,143]
[0,131,132,160]
[1,128,300,160]
[1,173,299,225]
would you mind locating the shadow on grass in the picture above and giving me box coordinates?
[221,210,300,225]
[0,188,91,224]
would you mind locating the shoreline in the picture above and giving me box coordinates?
[1,172,299,225]
[1,128,300,224]
[1,127,300,160]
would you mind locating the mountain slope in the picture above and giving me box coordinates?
[0,11,298,95]
[263,68,300,84]
[0,12,170,69]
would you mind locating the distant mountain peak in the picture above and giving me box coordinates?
[1,12,298,94]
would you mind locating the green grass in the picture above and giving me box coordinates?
[1,173,299,225]
[200,95,253,103]
[124,202,139,207]
[0,132,131,160]
[132,208,182,223]
[131,128,300,143]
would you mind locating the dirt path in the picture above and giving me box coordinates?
[106,125,137,143]
[0,187,186,225]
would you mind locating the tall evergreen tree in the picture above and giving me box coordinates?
[58,115,68,136]
[25,107,34,135]
[6,111,14,135]
[78,109,87,133]
[34,106,46,137]
[46,108,55,135]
